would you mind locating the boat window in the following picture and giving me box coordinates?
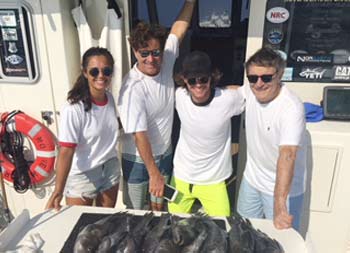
[263,0,350,83]
[156,0,184,28]
[136,0,149,23]
[135,0,184,27]
[199,0,232,28]
[0,4,38,83]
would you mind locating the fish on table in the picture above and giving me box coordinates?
[73,212,128,253]
[70,211,284,253]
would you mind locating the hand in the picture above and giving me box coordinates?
[149,171,165,198]
[273,203,293,229]
[45,191,63,211]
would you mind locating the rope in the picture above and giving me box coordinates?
[1,111,33,193]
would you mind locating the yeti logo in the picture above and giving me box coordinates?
[299,68,326,79]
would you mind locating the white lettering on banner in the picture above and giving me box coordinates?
[5,67,27,73]
[266,7,289,23]
[297,56,312,62]
[299,68,326,79]
[296,55,333,63]
[334,66,350,80]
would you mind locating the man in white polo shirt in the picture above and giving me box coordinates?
[237,47,307,232]
[118,0,196,211]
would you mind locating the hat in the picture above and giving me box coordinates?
[304,102,324,122]
[182,51,212,78]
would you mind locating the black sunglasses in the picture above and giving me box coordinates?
[247,72,277,84]
[139,49,162,58]
[88,67,113,77]
[187,76,210,86]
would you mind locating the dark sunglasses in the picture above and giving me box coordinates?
[187,76,210,86]
[139,49,162,58]
[247,72,277,84]
[88,67,113,77]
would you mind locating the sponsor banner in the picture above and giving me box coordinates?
[0,10,16,27]
[267,29,283,45]
[266,7,289,23]
[4,66,28,77]
[263,0,350,82]
[333,65,350,80]
[296,67,331,81]
[0,8,29,78]
[5,54,23,65]
[295,54,333,64]
[283,0,350,7]
[1,27,18,41]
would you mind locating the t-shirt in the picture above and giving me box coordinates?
[59,91,119,175]
[242,84,307,196]
[173,87,245,184]
[118,34,179,156]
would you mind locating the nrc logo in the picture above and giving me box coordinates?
[270,12,287,19]
[266,7,289,23]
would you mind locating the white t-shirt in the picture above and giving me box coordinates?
[242,84,307,196]
[174,87,245,184]
[59,92,119,175]
[118,34,179,156]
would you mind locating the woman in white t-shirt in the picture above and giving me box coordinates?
[45,47,120,210]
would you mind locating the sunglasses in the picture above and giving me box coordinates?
[139,49,162,58]
[247,72,277,84]
[88,67,113,77]
[187,76,210,86]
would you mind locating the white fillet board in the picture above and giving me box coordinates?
[1,205,307,252]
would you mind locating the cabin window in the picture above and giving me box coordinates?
[263,0,350,83]
[156,0,184,28]
[199,0,232,28]
[135,0,234,29]
[136,0,149,23]
[135,0,184,28]
[0,4,38,83]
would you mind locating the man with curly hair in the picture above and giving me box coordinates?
[168,51,245,216]
[118,0,196,211]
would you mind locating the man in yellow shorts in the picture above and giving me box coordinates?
[168,51,245,216]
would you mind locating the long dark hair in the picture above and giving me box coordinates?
[68,47,114,111]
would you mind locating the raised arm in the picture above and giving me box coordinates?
[170,0,196,43]
[273,145,298,229]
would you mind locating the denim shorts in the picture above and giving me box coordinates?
[122,148,173,184]
[64,157,121,199]
[237,177,304,231]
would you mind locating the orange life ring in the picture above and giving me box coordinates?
[0,112,56,184]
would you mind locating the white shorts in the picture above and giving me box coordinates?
[64,157,120,199]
